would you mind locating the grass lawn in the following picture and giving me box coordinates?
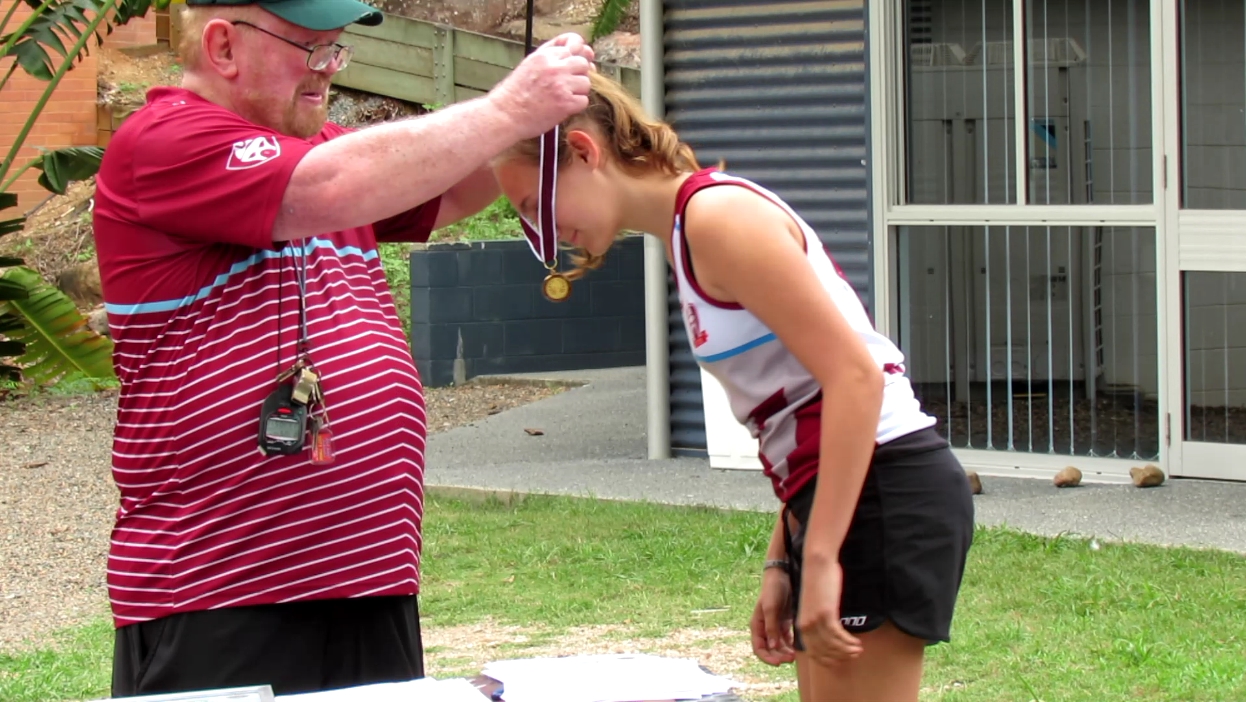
[2,494,1244,701]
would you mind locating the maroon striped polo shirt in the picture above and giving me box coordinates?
[92,86,439,627]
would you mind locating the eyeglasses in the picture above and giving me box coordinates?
[231,21,353,72]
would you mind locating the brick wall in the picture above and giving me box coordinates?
[103,12,158,48]
[410,237,647,386]
[1,1,158,212]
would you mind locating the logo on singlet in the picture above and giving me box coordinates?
[226,136,282,170]
[684,303,708,348]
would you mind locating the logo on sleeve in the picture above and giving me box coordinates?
[226,136,282,170]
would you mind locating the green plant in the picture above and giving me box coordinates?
[0,265,116,384]
[590,0,634,41]
[430,197,523,243]
[379,242,413,341]
[0,0,170,386]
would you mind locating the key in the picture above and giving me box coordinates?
[310,411,335,466]
[291,367,319,405]
[275,359,304,384]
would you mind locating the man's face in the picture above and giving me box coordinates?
[230,14,346,138]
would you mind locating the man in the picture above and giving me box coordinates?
[91,0,594,696]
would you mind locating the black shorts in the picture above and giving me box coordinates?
[111,595,424,698]
[783,427,974,648]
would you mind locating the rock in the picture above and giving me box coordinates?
[1130,464,1165,488]
[1053,466,1082,487]
[87,305,110,337]
[56,261,103,308]
[594,31,641,68]
[966,470,982,495]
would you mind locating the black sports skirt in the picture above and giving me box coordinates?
[782,426,975,648]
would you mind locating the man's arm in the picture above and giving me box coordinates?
[272,34,593,243]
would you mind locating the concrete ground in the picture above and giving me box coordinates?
[425,366,1246,554]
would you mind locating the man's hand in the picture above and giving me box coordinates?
[796,559,862,666]
[487,33,595,138]
[750,569,796,666]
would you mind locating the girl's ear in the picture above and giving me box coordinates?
[565,129,603,170]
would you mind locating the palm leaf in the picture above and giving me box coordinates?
[0,363,20,382]
[0,266,114,384]
[0,257,23,267]
[1,0,97,81]
[113,0,164,27]
[1,0,168,81]
[0,276,29,301]
[31,145,102,194]
[0,192,21,239]
[0,312,23,332]
[590,0,633,41]
[0,217,22,237]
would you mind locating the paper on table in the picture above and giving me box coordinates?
[89,687,275,702]
[276,677,488,702]
[481,653,740,702]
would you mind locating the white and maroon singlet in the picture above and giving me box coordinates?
[672,168,936,502]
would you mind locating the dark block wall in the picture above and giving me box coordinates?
[409,236,646,386]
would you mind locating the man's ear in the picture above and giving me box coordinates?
[200,19,241,78]
[565,129,603,170]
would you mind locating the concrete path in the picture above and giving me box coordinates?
[425,367,1246,554]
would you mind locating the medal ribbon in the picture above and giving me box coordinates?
[518,0,559,268]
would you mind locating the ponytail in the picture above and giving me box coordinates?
[501,71,703,280]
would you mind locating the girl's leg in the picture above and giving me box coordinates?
[795,655,814,702]
[795,622,925,702]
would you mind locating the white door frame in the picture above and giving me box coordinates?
[1161,0,1246,480]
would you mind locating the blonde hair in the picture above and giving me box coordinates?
[501,71,704,280]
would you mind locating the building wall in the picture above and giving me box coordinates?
[661,0,872,456]
[103,12,159,49]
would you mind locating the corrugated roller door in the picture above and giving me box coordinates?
[662,0,872,456]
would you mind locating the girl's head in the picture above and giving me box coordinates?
[492,71,701,279]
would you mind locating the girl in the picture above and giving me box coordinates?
[490,72,975,702]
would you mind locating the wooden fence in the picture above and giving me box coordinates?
[332,14,641,107]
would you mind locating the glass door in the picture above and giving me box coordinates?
[1166,0,1246,480]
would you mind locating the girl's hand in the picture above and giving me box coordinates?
[796,559,862,665]
[749,569,796,666]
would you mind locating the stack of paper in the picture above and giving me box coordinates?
[275,677,489,702]
[90,687,275,702]
[481,653,740,702]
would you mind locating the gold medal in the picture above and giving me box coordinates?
[542,271,571,302]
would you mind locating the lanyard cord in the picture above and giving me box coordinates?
[275,240,312,378]
[295,240,310,358]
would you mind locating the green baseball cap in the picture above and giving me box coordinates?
[185,0,383,31]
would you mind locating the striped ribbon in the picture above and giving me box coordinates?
[519,0,559,267]
[518,127,560,266]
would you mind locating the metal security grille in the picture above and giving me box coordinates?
[662,0,872,455]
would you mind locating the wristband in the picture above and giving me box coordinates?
[763,558,789,574]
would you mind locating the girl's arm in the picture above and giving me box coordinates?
[682,185,883,660]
